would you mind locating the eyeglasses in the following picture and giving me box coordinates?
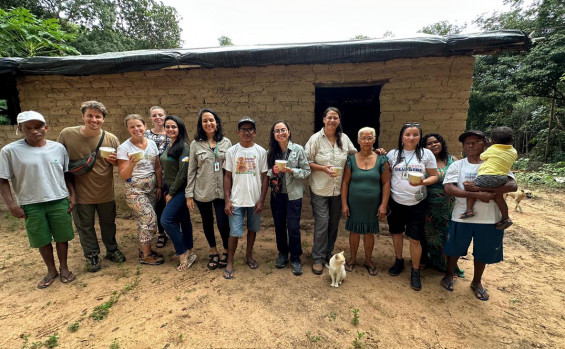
[273,128,288,134]
[359,137,375,142]
[239,127,255,134]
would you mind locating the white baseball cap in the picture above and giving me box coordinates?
[16,111,46,135]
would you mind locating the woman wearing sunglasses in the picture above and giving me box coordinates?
[386,122,438,291]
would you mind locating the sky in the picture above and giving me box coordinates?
[160,0,520,49]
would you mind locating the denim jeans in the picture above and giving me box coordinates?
[270,193,303,262]
[194,198,230,250]
[310,191,342,264]
[161,190,193,255]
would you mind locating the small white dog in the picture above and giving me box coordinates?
[329,251,346,288]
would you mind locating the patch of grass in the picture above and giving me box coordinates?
[41,301,52,309]
[45,333,58,348]
[352,331,366,349]
[301,240,310,248]
[510,297,521,305]
[178,333,183,343]
[67,321,80,332]
[326,311,337,321]
[90,294,118,321]
[306,331,322,343]
[4,212,23,232]
[115,263,129,280]
[184,288,196,293]
[110,338,119,349]
[352,309,360,326]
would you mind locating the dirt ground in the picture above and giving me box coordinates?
[1,189,564,349]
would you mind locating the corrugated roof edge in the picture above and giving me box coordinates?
[0,30,530,76]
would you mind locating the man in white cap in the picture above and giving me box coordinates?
[0,111,76,289]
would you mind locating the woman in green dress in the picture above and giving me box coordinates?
[422,133,463,277]
[341,127,391,276]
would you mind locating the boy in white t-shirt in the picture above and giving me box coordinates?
[223,117,268,279]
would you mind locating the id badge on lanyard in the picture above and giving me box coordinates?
[214,161,220,172]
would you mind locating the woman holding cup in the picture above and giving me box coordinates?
[305,107,357,275]
[144,106,170,248]
[117,114,164,265]
[267,120,311,276]
[341,127,391,276]
[386,123,438,290]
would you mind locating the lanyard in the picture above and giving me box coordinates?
[207,139,218,162]
[403,150,415,171]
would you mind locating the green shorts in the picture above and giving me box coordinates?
[22,198,74,248]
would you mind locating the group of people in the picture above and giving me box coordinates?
[0,101,518,301]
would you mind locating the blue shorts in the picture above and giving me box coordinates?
[228,207,261,237]
[444,221,504,264]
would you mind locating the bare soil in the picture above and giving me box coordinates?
[1,190,564,348]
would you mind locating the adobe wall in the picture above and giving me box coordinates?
[0,56,474,218]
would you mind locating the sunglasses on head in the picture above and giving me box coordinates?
[404,122,421,127]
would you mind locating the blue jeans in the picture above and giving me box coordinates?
[161,190,193,255]
[270,193,303,262]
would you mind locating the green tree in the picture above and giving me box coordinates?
[0,7,79,57]
[218,35,233,46]
[351,34,371,40]
[469,0,565,161]
[419,20,466,35]
[0,0,182,54]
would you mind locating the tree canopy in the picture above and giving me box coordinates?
[466,0,565,161]
[0,0,182,54]
[0,7,79,57]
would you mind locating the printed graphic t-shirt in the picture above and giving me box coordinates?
[117,138,159,179]
[224,143,268,207]
[444,158,515,224]
[387,148,437,206]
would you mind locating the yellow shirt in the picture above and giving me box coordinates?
[478,144,517,176]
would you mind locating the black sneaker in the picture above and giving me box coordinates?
[275,254,289,269]
[291,261,303,276]
[411,267,422,291]
[388,258,405,276]
[105,249,126,263]
[86,255,101,273]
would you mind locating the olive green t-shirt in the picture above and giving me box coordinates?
[57,126,120,204]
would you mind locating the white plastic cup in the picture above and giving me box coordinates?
[130,151,144,162]
[331,166,343,176]
[99,147,115,159]
[275,160,288,171]
[408,171,424,185]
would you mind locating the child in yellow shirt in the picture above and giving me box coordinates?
[461,126,518,229]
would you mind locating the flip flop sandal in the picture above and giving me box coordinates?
[345,262,355,272]
[223,269,234,279]
[495,219,513,230]
[440,277,454,291]
[364,265,378,276]
[218,252,228,268]
[245,259,259,269]
[460,210,475,219]
[37,273,58,289]
[470,285,489,301]
[60,271,76,284]
[156,234,168,248]
[207,254,220,270]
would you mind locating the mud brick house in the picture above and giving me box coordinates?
[0,30,530,215]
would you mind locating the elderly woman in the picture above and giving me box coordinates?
[305,107,357,275]
[421,133,463,277]
[386,123,439,291]
[267,120,311,276]
[144,106,170,248]
[341,127,391,276]
[186,108,232,270]
[117,114,163,265]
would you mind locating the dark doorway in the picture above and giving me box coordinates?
[315,85,382,150]
[0,75,20,125]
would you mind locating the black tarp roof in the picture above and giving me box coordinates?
[0,30,530,77]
